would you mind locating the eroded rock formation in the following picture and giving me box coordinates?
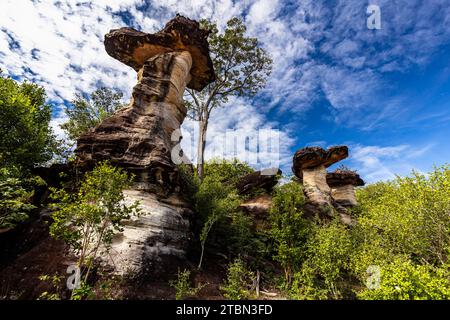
[327,169,365,208]
[292,146,348,207]
[75,15,215,276]
[235,168,281,195]
[291,146,365,225]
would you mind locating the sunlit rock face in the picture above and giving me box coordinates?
[76,50,193,195]
[75,15,215,277]
[302,164,332,207]
[103,190,193,276]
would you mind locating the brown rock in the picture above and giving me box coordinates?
[235,168,281,195]
[239,194,273,231]
[327,169,365,208]
[292,146,348,179]
[104,14,215,91]
[75,16,215,276]
[292,146,348,208]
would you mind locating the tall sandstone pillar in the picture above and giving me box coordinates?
[75,15,215,276]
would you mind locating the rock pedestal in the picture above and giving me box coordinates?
[292,146,348,208]
[75,15,215,276]
[327,169,365,208]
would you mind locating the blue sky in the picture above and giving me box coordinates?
[1,0,449,183]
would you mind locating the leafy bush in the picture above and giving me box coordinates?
[357,258,450,300]
[169,269,204,300]
[0,167,35,230]
[352,166,450,275]
[268,182,310,284]
[292,220,353,299]
[220,258,255,300]
[350,165,450,299]
[194,159,252,269]
[49,161,141,283]
[203,158,253,185]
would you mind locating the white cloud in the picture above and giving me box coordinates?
[348,144,434,183]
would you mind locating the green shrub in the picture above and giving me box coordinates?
[0,167,38,230]
[220,258,255,300]
[169,269,203,300]
[358,258,450,300]
[194,159,251,269]
[49,161,141,283]
[293,220,353,299]
[355,166,450,266]
[268,182,310,284]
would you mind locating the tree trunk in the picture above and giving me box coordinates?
[197,116,208,181]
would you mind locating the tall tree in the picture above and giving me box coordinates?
[185,17,272,180]
[61,87,124,141]
[0,71,56,172]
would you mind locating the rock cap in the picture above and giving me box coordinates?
[292,146,348,178]
[104,14,215,91]
[326,169,365,187]
[236,168,282,195]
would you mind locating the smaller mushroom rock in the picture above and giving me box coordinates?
[292,146,348,207]
[327,169,365,208]
[236,168,282,195]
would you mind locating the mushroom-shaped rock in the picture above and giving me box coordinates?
[75,16,214,277]
[104,14,215,91]
[292,146,348,207]
[327,169,365,208]
[236,168,282,195]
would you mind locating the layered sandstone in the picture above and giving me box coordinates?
[327,169,365,208]
[75,15,215,276]
[292,146,348,207]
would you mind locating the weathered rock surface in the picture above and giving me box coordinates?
[103,190,193,276]
[327,169,365,208]
[292,146,348,207]
[236,168,281,195]
[239,194,272,231]
[75,15,215,276]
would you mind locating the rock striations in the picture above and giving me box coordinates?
[292,146,364,224]
[75,15,215,276]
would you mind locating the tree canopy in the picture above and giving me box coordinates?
[0,73,56,172]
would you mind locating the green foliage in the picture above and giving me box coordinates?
[353,165,450,275]
[71,281,95,300]
[61,87,123,140]
[220,258,255,300]
[0,74,56,171]
[349,165,450,299]
[269,182,310,283]
[194,158,252,269]
[357,258,450,300]
[0,167,36,230]
[49,161,140,281]
[203,158,254,185]
[38,273,64,300]
[169,269,204,300]
[292,220,353,299]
